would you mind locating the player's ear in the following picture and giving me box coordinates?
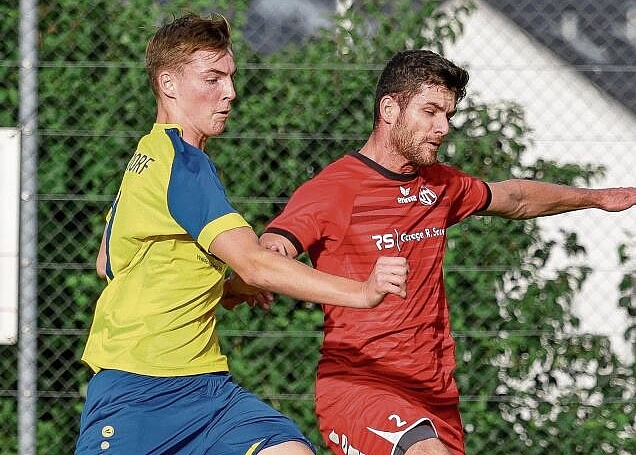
[158,72,177,99]
[379,95,399,124]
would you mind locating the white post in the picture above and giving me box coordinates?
[0,128,21,345]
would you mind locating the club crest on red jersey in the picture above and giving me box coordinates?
[418,186,438,206]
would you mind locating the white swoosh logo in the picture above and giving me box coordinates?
[367,418,437,455]
[366,426,406,444]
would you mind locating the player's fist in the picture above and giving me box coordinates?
[362,256,408,308]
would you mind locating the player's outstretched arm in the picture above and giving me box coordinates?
[211,227,407,309]
[484,180,636,219]
[260,231,408,303]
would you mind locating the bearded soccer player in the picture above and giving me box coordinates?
[260,50,636,455]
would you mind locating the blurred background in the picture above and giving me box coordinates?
[1,1,634,454]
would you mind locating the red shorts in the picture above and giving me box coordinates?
[316,376,465,455]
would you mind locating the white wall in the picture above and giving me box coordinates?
[444,0,636,362]
[0,128,21,345]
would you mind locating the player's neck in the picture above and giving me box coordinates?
[359,134,419,175]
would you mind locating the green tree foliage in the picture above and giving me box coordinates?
[443,100,634,454]
[0,0,633,454]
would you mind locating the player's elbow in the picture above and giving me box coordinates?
[230,248,284,290]
[486,180,530,219]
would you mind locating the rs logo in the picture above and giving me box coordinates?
[371,233,395,250]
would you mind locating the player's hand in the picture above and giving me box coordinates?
[361,256,408,308]
[222,273,274,311]
[264,239,290,256]
[597,187,636,212]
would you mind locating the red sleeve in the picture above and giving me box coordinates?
[426,164,491,225]
[266,174,351,255]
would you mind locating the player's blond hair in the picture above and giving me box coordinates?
[145,13,232,96]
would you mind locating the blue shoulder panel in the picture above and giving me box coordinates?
[165,128,237,240]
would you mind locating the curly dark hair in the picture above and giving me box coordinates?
[373,50,469,126]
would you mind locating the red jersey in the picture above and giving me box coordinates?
[266,152,490,404]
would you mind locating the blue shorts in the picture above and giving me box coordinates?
[74,370,315,455]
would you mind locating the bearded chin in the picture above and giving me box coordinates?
[390,128,437,167]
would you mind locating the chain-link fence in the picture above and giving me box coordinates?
[1,1,635,454]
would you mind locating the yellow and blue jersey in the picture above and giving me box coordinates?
[81,123,250,376]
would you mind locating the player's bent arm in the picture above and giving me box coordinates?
[484,180,636,220]
[210,227,407,309]
[96,226,107,279]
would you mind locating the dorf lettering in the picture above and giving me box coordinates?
[127,153,156,174]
